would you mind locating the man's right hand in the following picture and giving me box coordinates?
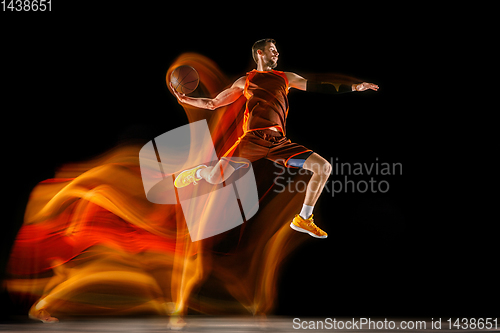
[170,82,188,103]
[169,76,245,110]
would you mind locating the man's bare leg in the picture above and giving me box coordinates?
[302,153,332,208]
[199,159,236,185]
[175,156,245,188]
[290,153,331,238]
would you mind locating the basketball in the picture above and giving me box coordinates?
[170,66,199,94]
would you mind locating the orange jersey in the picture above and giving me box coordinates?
[243,70,289,135]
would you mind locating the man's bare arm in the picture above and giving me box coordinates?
[285,72,379,92]
[286,72,308,91]
[170,76,246,110]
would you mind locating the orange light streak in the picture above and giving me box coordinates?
[5,54,311,320]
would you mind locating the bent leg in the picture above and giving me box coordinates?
[302,153,332,206]
[199,159,236,185]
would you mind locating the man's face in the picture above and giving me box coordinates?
[260,42,279,69]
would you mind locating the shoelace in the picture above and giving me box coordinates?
[185,174,199,185]
[306,221,324,234]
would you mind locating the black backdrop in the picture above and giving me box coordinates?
[1,3,497,319]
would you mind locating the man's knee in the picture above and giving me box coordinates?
[321,160,332,176]
[304,154,331,176]
[314,158,331,177]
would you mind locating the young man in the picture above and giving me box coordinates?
[171,38,378,239]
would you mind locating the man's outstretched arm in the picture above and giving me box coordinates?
[285,72,379,93]
[170,76,246,110]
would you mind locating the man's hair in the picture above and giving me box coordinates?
[252,38,276,64]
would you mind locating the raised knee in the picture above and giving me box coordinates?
[311,160,331,177]
[304,154,332,176]
[321,161,332,177]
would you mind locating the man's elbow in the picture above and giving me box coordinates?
[206,100,217,110]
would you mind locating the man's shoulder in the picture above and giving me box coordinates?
[231,76,247,89]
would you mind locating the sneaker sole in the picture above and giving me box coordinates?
[290,222,327,239]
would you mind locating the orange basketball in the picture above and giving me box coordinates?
[170,66,199,94]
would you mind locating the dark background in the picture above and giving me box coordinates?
[1,3,496,320]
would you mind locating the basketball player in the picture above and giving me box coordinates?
[171,38,378,239]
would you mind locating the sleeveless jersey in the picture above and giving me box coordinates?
[243,70,289,135]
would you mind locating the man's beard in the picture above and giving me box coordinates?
[266,59,278,69]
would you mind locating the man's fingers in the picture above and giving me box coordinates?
[356,83,379,92]
[365,83,379,91]
[170,82,183,98]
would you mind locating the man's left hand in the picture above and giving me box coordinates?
[354,82,379,91]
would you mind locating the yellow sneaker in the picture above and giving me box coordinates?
[290,214,328,239]
[174,165,207,188]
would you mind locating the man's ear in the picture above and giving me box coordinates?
[257,49,263,56]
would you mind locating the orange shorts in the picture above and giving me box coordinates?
[225,129,313,168]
